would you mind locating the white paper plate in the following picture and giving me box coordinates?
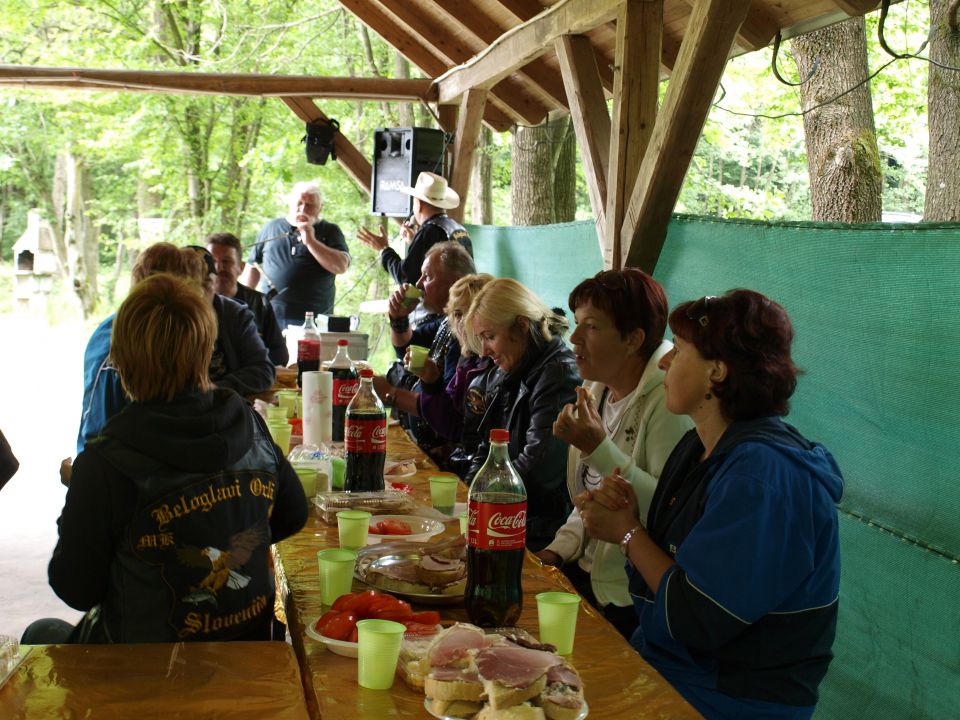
[423,697,588,719]
[367,515,444,544]
[384,466,417,480]
[305,619,359,657]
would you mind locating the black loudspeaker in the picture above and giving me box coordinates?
[371,128,447,217]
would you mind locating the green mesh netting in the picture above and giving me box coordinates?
[467,215,960,719]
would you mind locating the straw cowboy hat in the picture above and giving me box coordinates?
[400,171,460,210]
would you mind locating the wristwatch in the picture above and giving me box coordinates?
[619,525,644,557]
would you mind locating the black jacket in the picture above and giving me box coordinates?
[380,214,473,285]
[467,336,581,551]
[49,389,307,643]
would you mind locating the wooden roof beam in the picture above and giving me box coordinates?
[0,65,435,101]
[605,0,662,271]
[435,0,623,104]
[281,97,373,196]
[339,0,524,130]
[620,0,754,272]
[555,34,611,265]
[448,89,488,223]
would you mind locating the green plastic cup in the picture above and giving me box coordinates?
[429,475,458,516]
[356,618,406,689]
[293,465,317,499]
[536,591,580,655]
[267,422,292,453]
[317,548,357,606]
[266,405,288,420]
[337,510,371,550]
[277,390,299,418]
[402,285,422,309]
[330,456,346,490]
[407,344,430,371]
[459,511,468,535]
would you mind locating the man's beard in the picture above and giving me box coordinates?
[289,212,318,226]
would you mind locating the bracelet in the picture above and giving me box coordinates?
[389,316,410,332]
[619,525,644,557]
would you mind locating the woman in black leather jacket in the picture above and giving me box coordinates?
[465,278,581,551]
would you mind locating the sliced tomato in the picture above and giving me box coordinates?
[334,589,379,614]
[368,594,411,617]
[401,621,441,636]
[378,519,412,535]
[348,625,359,643]
[315,609,343,636]
[410,610,441,625]
[323,611,359,641]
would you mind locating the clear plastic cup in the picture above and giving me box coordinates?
[337,510,371,550]
[317,548,357,606]
[407,344,430,371]
[429,475,458,516]
[330,456,346,490]
[356,619,406,689]
[536,591,580,655]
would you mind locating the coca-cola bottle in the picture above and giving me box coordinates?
[343,368,386,492]
[328,339,359,443]
[465,429,526,627]
[297,312,321,388]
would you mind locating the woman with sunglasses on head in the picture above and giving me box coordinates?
[464,278,581,551]
[579,289,842,720]
[534,269,691,640]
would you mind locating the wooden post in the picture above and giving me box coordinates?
[605,0,661,270]
[554,34,612,267]
[449,89,488,223]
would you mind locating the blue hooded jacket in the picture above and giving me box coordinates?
[630,416,843,718]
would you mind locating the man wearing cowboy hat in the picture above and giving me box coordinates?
[357,171,473,286]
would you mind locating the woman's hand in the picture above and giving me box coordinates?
[552,386,605,455]
[372,375,394,404]
[404,350,441,384]
[578,471,640,545]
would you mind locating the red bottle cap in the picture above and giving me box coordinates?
[359,368,374,378]
[338,339,349,346]
[489,428,509,443]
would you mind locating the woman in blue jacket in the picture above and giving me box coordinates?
[580,289,842,720]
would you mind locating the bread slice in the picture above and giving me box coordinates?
[475,703,546,720]
[424,671,485,703]
[484,673,548,711]
[429,698,485,717]
[539,693,584,720]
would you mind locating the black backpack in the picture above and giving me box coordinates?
[302,118,339,165]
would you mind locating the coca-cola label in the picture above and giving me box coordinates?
[297,339,320,362]
[344,417,387,453]
[468,499,527,551]
[333,378,359,406]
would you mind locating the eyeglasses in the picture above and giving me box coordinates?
[595,271,627,292]
[685,295,717,327]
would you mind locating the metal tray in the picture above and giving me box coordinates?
[354,542,465,606]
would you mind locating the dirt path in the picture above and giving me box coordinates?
[0,312,88,638]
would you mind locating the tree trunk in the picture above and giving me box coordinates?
[471,126,493,224]
[551,113,576,223]
[511,114,577,225]
[925,0,960,220]
[394,52,414,127]
[792,17,882,222]
[60,150,98,317]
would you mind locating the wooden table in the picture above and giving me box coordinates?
[275,425,700,719]
[0,641,310,719]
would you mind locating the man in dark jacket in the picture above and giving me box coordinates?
[30,274,307,644]
[206,232,288,366]
[357,171,473,286]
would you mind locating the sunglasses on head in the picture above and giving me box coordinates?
[595,271,628,292]
[685,295,717,327]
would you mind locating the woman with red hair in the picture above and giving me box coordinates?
[580,289,842,720]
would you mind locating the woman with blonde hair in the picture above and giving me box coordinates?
[464,277,581,550]
[28,273,307,644]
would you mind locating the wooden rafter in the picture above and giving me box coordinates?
[434,0,623,104]
[620,0,754,272]
[0,65,434,101]
[605,0,662,271]
[448,89,489,223]
[554,34,611,263]
[339,0,524,130]
[281,98,373,195]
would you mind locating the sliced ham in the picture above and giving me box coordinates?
[546,663,582,690]
[474,646,563,688]
[372,560,420,583]
[428,666,481,683]
[420,555,464,573]
[427,624,491,668]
